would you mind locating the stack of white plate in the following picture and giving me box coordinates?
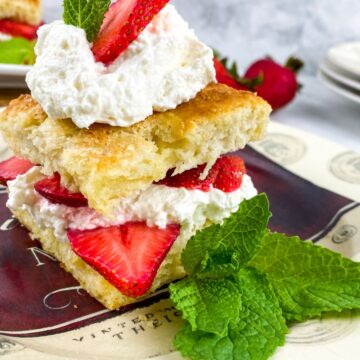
[0,64,31,88]
[319,42,360,104]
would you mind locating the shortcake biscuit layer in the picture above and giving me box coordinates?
[9,165,256,310]
[13,206,190,310]
[0,0,42,26]
[0,84,271,217]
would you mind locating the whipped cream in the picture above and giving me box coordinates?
[26,5,216,128]
[7,167,257,243]
[0,32,12,41]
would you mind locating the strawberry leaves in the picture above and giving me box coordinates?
[63,0,111,42]
[214,51,264,91]
[285,56,304,74]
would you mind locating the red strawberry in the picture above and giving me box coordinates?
[214,58,248,91]
[0,19,41,40]
[158,155,246,193]
[213,155,246,193]
[92,0,170,65]
[157,163,219,191]
[68,222,180,298]
[34,173,88,208]
[244,57,304,110]
[0,156,34,185]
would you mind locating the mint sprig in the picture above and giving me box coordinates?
[0,38,35,65]
[170,194,360,360]
[170,277,241,337]
[249,232,360,322]
[230,268,287,360]
[63,0,110,42]
[173,268,287,360]
[182,193,271,274]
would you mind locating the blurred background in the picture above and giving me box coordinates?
[44,0,360,75]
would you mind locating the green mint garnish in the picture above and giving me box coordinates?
[173,268,287,360]
[170,277,241,337]
[170,194,360,360]
[249,231,360,322]
[63,0,111,42]
[181,193,271,274]
[0,38,35,65]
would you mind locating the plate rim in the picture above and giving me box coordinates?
[327,42,360,80]
[0,63,32,76]
[318,70,360,105]
[320,59,360,92]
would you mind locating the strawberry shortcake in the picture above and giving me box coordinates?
[0,0,271,310]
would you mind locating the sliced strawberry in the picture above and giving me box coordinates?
[34,173,88,208]
[92,0,170,65]
[0,156,34,185]
[0,19,41,40]
[157,155,246,193]
[157,163,219,192]
[68,222,180,298]
[213,155,246,193]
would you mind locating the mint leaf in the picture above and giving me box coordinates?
[173,268,287,360]
[0,38,35,65]
[249,232,360,321]
[172,192,360,360]
[197,250,241,279]
[170,277,241,337]
[229,268,287,360]
[63,0,110,42]
[174,324,234,360]
[182,194,271,274]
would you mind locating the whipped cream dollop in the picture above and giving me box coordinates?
[7,167,257,243]
[26,5,216,128]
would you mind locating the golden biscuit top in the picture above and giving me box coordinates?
[0,84,271,217]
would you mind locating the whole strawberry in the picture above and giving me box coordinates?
[244,57,304,110]
[214,53,303,111]
[213,58,248,91]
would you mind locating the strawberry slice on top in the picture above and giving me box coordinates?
[34,173,88,208]
[92,0,170,65]
[0,156,34,185]
[68,222,180,298]
[0,19,41,40]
